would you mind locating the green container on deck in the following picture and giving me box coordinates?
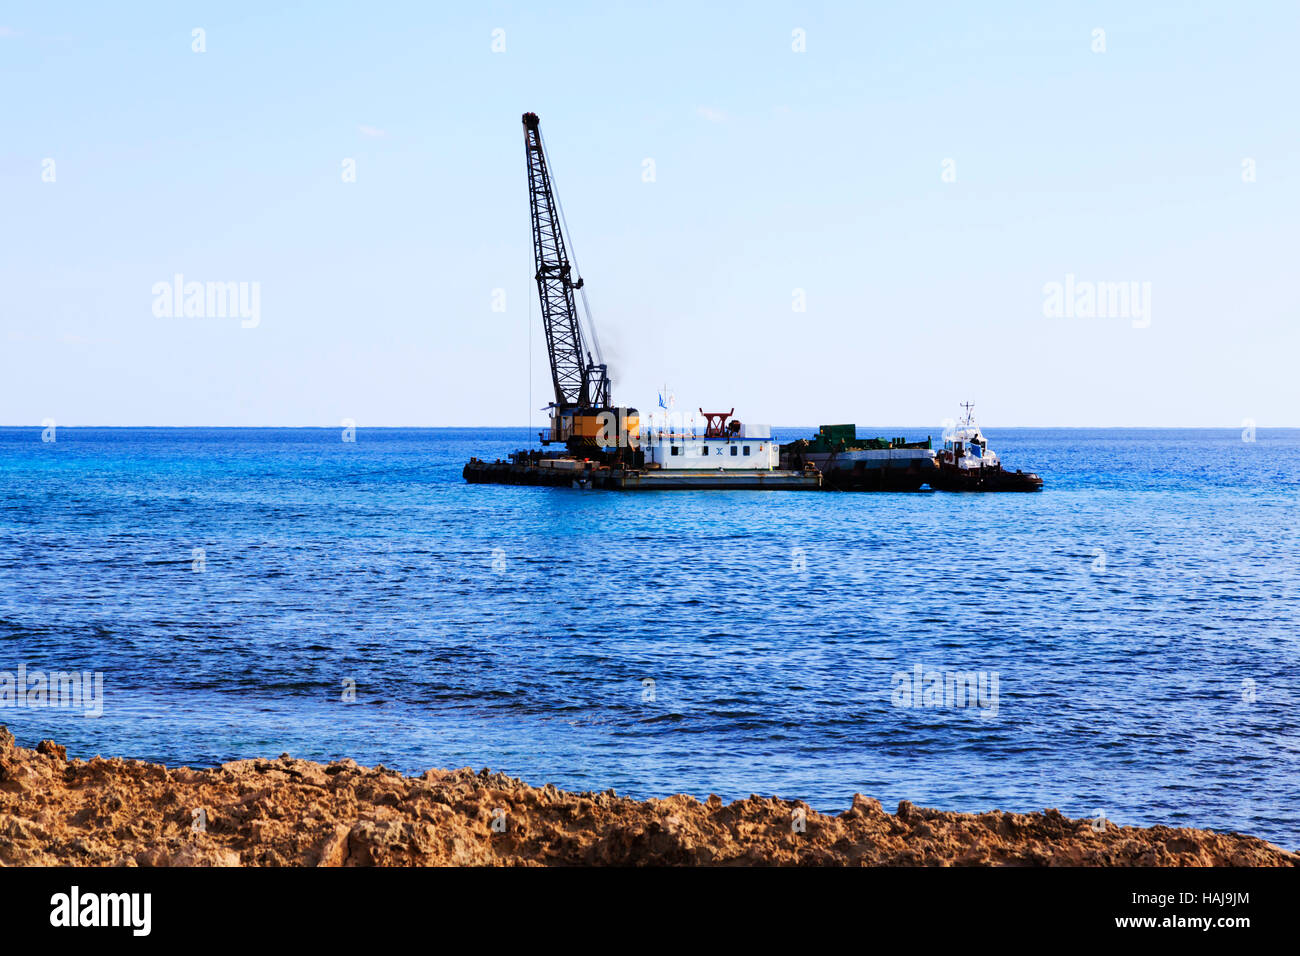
[818,424,857,444]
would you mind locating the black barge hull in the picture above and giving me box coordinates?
[929,466,1043,492]
[464,458,821,490]
[818,465,931,492]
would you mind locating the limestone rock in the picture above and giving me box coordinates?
[37,740,67,761]
[0,731,1293,867]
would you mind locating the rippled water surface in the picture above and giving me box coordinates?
[1,426,1297,848]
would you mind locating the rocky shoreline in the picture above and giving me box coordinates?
[1,728,1293,866]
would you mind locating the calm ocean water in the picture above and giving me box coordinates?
[1,426,1297,848]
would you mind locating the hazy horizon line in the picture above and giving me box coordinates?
[2,423,1290,431]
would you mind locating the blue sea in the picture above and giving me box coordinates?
[1,426,1297,849]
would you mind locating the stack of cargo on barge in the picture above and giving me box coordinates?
[779,425,937,491]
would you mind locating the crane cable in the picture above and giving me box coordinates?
[528,280,532,437]
[525,146,533,439]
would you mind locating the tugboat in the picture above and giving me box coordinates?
[930,403,1042,492]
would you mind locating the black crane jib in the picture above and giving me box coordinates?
[521,112,610,412]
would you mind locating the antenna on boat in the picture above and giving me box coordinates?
[960,401,975,426]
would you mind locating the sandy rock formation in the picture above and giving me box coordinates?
[0,729,1293,866]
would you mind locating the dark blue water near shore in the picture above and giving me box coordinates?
[1,426,1297,848]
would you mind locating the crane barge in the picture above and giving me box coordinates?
[463,112,820,490]
[462,114,1038,492]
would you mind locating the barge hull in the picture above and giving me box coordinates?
[463,459,821,490]
[929,467,1043,492]
[781,451,936,492]
[821,467,929,492]
[619,470,820,490]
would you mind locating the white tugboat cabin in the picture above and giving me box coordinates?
[939,402,1000,471]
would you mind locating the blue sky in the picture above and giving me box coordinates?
[1,1,1297,426]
